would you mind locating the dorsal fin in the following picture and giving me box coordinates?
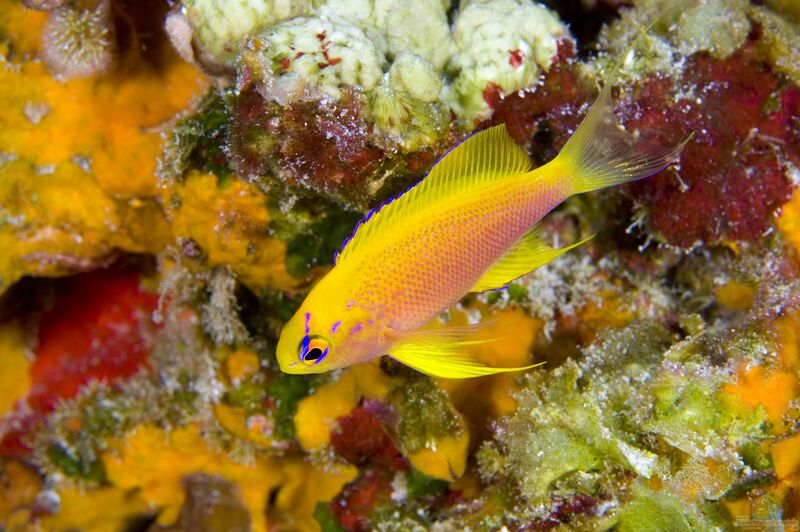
[336,125,531,263]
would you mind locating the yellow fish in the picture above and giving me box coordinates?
[276,78,689,378]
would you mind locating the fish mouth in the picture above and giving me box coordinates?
[278,359,305,375]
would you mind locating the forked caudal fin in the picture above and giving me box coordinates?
[552,18,691,195]
[556,81,691,196]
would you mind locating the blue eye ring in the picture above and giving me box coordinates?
[299,336,330,366]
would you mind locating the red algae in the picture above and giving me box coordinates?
[624,36,799,247]
[273,93,385,194]
[227,84,386,203]
[485,41,593,167]
[330,469,393,532]
[0,269,158,457]
[524,494,599,530]
[488,34,799,248]
[327,400,409,531]
[330,400,405,469]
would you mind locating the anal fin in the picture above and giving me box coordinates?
[387,325,541,379]
[471,226,594,293]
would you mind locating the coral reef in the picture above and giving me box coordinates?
[445,0,570,122]
[170,0,312,71]
[185,0,569,207]
[1,0,800,530]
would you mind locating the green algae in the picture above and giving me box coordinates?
[158,89,232,183]
[676,0,751,59]
[612,487,697,532]
[46,444,106,483]
[474,317,774,525]
[405,469,449,499]
[387,372,463,455]
[493,322,673,502]
[263,372,316,440]
[751,7,800,85]
[314,502,347,532]
[595,0,800,84]
[268,200,362,277]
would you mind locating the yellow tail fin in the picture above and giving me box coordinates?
[557,81,691,196]
[557,19,691,195]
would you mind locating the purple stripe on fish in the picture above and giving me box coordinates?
[330,321,343,334]
[299,312,311,360]
[483,285,509,293]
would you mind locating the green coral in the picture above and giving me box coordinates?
[242,16,387,101]
[367,53,449,151]
[178,0,572,126]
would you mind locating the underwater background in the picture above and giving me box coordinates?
[1,0,800,530]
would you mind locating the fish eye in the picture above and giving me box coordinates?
[299,336,330,366]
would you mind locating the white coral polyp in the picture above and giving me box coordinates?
[448,0,571,121]
[317,0,454,70]
[389,52,442,103]
[182,0,313,66]
[251,16,388,102]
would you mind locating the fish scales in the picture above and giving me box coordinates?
[348,176,569,330]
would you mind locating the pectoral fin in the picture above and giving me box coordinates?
[387,326,541,379]
[471,227,594,293]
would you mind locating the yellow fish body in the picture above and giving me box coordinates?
[276,81,689,378]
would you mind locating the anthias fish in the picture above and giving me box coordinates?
[277,79,689,379]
